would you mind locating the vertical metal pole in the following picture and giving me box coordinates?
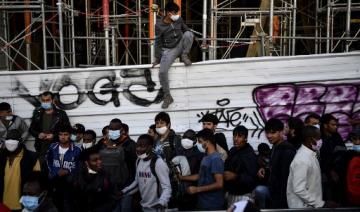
[25,0,32,70]
[57,0,65,68]
[209,0,214,60]
[315,0,319,54]
[137,0,142,64]
[150,3,157,63]
[85,0,90,65]
[2,10,9,70]
[125,0,129,65]
[213,0,217,60]
[269,0,274,56]
[345,0,351,52]
[103,0,110,66]
[70,0,76,67]
[111,27,116,65]
[202,0,207,61]
[326,0,331,53]
[292,0,297,55]
[41,0,47,69]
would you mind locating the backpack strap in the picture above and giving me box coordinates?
[150,156,161,198]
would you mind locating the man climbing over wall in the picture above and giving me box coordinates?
[152,0,194,109]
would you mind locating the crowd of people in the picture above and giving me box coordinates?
[0,91,360,212]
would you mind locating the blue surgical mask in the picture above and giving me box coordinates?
[196,142,206,153]
[71,134,77,142]
[108,130,121,140]
[353,145,360,153]
[20,195,39,211]
[41,102,52,110]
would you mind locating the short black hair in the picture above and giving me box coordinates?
[137,134,154,146]
[321,114,338,125]
[265,118,284,132]
[122,123,129,134]
[302,125,320,142]
[58,124,72,133]
[183,129,197,141]
[149,124,156,131]
[200,113,219,125]
[24,171,49,192]
[155,112,171,125]
[258,143,270,155]
[6,129,22,141]
[304,113,321,124]
[0,102,11,111]
[288,117,304,136]
[196,128,215,146]
[41,91,54,98]
[110,118,122,125]
[165,0,180,13]
[73,123,85,134]
[102,125,109,136]
[84,130,96,139]
[233,125,248,138]
[80,146,100,162]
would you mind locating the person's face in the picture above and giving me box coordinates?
[86,153,102,172]
[309,130,321,150]
[59,132,70,144]
[23,181,42,196]
[41,94,53,104]
[266,130,283,145]
[136,139,152,156]
[233,133,247,148]
[76,133,83,141]
[198,137,209,151]
[109,122,121,131]
[83,134,94,144]
[324,120,338,134]
[0,109,12,118]
[155,119,169,129]
[148,128,157,139]
[202,122,216,131]
[351,135,360,145]
[167,11,178,18]
[307,117,320,126]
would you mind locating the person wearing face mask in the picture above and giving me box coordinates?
[0,129,41,211]
[98,118,129,212]
[152,0,194,109]
[81,130,97,150]
[20,171,58,212]
[287,126,337,208]
[153,112,181,165]
[29,91,70,171]
[71,123,85,148]
[0,102,29,150]
[179,129,225,210]
[121,134,172,212]
[73,147,116,212]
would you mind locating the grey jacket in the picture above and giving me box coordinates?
[155,17,190,59]
[0,115,29,145]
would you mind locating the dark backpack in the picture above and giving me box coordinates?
[346,156,360,205]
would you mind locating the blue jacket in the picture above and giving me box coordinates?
[46,142,81,179]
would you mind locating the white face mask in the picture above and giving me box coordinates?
[311,139,323,151]
[5,115,13,121]
[170,14,180,22]
[137,153,148,159]
[313,124,320,129]
[156,126,168,135]
[181,138,194,149]
[88,167,97,174]
[196,142,206,153]
[5,139,19,152]
[82,142,93,149]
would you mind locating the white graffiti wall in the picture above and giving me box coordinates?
[1,52,359,150]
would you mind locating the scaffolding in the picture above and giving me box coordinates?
[0,0,359,71]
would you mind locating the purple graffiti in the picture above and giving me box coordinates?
[253,83,360,140]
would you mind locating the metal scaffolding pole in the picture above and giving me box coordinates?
[25,0,31,70]
[292,0,297,55]
[315,0,319,54]
[57,0,65,68]
[202,0,207,61]
[137,0,142,64]
[326,0,331,53]
[345,0,351,52]
[41,0,47,69]
[70,0,76,66]
[103,0,110,66]
[150,2,158,63]
[269,0,274,56]
[111,26,116,65]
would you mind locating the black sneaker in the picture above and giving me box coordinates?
[181,54,192,66]
[161,94,174,109]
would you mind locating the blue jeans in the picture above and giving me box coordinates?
[253,185,270,209]
[113,194,132,212]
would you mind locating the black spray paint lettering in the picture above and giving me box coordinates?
[196,98,264,138]
[14,69,163,110]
